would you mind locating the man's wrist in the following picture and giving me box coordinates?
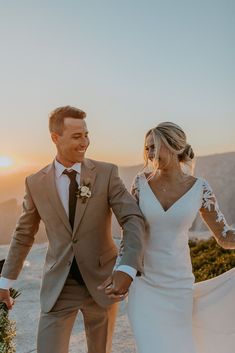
[116,265,137,280]
[0,277,15,290]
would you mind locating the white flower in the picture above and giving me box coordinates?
[77,182,92,202]
[80,186,90,194]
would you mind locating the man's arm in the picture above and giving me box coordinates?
[108,165,145,270]
[98,165,145,298]
[0,177,41,308]
[0,261,15,309]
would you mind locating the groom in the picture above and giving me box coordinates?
[0,106,145,353]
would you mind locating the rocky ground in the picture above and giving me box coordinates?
[0,244,136,353]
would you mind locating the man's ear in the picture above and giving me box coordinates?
[51,132,59,144]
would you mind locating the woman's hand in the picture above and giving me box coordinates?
[98,271,132,301]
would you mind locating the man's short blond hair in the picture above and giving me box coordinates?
[49,105,86,135]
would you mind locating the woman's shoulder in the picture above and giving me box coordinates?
[132,172,141,185]
[133,171,146,180]
[194,176,212,188]
[132,171,147,189]
[192,177,215,198]
[134,171,152,184]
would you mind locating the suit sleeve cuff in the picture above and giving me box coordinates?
[0,277,15,289]
[116,265,137,280]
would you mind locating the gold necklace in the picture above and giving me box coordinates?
[158,182,167,192]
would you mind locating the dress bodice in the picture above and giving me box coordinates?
[136,174,202,287]
[130,173,235,288]
[139,174,202,234]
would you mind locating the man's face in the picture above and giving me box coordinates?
[51,118,90,166]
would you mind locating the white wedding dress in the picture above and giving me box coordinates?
[127,173,235,353]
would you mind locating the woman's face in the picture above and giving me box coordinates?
[145,134,156,162]
[145,133,171,169]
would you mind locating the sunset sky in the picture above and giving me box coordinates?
[0,0,234,173]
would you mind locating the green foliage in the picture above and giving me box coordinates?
[189,237,235,283]
[0,289,20,353]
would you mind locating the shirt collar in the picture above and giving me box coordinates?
[54,159,81,178]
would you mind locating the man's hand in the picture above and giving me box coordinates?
[98,271,133,301]
[0,289,14,310]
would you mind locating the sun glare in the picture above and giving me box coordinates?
[0,156,14,168]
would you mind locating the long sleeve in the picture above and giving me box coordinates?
[1,177,41,279]
[108,168,144,273]
[199,180,235,249]
[0,277,15,289]
[113,174,142,275]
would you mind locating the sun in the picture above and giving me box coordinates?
[0,156,14,168]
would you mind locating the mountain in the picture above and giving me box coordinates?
[0,152,234,244]
[193,152,235,229]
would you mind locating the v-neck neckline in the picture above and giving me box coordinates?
[143,173,200,213]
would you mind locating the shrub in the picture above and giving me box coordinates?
[189,237,235,282]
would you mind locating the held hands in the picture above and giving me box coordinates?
[0,288,15,310]
[98,270,133,301]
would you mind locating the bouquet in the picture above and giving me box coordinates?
[0,260,20,353]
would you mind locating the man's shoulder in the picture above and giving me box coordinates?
[26,163,53,182]
[85,158,117,171]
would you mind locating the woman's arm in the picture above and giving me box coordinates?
[199,180,235,249]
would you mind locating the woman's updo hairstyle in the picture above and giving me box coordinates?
[178,144,194,163]
[144,122,194,174]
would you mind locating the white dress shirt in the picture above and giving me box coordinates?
[0,160,136,289]
[54,159,81,216]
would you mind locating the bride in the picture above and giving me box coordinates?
[126,122,235,353]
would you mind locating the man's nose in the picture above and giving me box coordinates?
[80,137,88,146]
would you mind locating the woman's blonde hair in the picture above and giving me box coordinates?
[143,122,194,175]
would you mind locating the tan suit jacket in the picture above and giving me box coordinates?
[2,159,145,312]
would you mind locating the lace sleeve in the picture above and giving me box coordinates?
[199,180,235,249]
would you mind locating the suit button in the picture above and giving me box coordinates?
[72,239,78,243]
[68,261,72,266]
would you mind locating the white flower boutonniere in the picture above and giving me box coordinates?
[77,182,92,203]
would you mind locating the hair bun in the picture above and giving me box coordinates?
[179,144,194,162]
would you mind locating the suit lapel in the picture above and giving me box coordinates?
[73,159,96,236]
[43,163,72,233]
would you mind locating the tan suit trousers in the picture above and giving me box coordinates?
[37,276,118,353]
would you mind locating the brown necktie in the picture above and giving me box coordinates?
[63,169,85,285]
[63,170,78,228]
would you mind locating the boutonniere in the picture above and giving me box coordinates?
[77,180,92,203]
